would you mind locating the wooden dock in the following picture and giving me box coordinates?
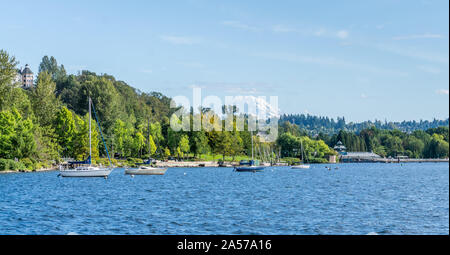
[342,158,448,163]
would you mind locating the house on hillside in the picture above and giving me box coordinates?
[13,64,34,88]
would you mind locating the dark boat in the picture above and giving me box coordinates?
[234,160,265,172]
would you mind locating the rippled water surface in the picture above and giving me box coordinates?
[0,163,448,235]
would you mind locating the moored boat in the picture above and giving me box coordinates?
[60,165,112,178]
[291,164,310,169]
[234,132,266,172]
[125,165,167,175]
[234,160,265,172]
[124,118,168,176]
[59,97,113,178]
[291,140,310,170]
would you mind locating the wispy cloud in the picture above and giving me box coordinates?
[221,21,259,31]
[360,93,368,99]
[313,28,350,40]
[160,35,202,45]
[436,89,449,95]
[336,30,349,39]
[377,44,449,64]
[192,81,273,95]
[418,65,441,74]
[271,24,296,33]
[393,33,444,40]
[253,52,408,76]
[314,28,327,36]
[141,69,153,74]
[178,62,205,69]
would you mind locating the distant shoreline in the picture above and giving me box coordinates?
[0,167,58,174]
[0,159,448,174]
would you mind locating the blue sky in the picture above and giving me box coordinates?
[1,0,448,122]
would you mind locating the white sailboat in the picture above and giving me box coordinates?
[59,97,113,178]
[291,140,310,169]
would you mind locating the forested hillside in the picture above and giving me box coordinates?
[280,114,449,135]
[0,49,448,171]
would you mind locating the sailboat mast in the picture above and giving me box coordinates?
[148,118,150,160]
[251,131,254,160]
[89,97,92,166]
[300,139,306,163]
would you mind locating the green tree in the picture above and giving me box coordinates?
[164,147,171,159]
[32,71,59,127]
[77,75,123,135]
[0,49,18,87]
[179,134,190,159]
[134,131,146,157]
[403,136,425,158]
[54,106,76,157]
[425,134,449,158]
[148,135,157,157]
[0,109,36,160]
[190,130,210,158]
[72,114,100,161]
[38,56,67,82]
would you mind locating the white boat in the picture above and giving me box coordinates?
[291,164,310,169]
[125,166,167,176]
[124,119,168,176]
[60,166,112,178]
[291,140,310,170]
[59,97,114,178]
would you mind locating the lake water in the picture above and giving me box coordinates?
[0,163,448,235]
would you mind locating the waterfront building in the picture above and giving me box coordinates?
[339,152,382,162]
[333,141,347,154]
[333,141,381,162]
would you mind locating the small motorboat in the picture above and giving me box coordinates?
[291,164,310,169]
[125,165,167,176]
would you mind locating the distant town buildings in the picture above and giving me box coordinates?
[14,64,34,88]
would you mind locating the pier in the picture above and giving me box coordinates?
[340,157,448,163]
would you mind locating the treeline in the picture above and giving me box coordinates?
[278,120,449,159]
[0,50,176,170]
[321,126,449,158]
[280,114,449,135]
[0,50,285,171]
[0,50,448,171]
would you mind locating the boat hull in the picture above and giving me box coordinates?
[235,166,265,172]
[125,168,167,175]
[59,169,112,178]
[291,165,310,169]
